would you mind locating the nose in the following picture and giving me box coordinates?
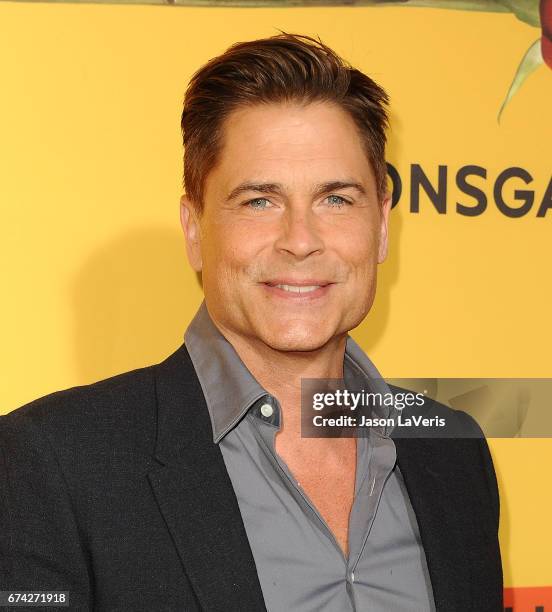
[273,206,324,260]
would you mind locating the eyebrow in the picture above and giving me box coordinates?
[225,180,367,202]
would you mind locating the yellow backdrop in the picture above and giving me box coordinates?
[1,1,551,597]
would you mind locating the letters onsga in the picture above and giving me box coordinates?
[387,163,552,218]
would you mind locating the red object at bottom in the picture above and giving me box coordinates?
[504,586,552,611]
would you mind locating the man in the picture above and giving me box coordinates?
[1,34,502,611]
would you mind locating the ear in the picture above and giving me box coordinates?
[180,194,203,272]
[377,191,392,264]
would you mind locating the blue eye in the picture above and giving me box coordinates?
[327,195,350,207]
[246,198,270,210]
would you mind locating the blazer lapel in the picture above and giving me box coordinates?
[145,343,483,611]
[147,342,267,612]
[394,434,476,611]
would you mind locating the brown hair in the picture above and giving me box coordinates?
[181,32,390,213]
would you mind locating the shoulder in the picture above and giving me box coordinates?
[389,386,500,530]
[1,362,157,462]
[388,383,485,438]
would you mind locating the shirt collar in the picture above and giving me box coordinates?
[184,300,393,444]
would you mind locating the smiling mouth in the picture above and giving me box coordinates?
[263,281,333,295]
[273,284,323,294]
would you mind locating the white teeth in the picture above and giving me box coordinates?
[275,284,321,293]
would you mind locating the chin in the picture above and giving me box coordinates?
[258,322,335,353]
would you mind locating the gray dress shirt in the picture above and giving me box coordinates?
[184,301,436,612]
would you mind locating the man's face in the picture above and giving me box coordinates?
[181,101,391,352]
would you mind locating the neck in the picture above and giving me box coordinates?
[215,323,348,438]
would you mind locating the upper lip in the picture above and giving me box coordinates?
[263,280,333,286]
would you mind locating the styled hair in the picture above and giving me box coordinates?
[181,32,390,213]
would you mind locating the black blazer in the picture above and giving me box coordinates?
[0,342,503,612]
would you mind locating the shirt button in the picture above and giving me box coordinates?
[351,572,355,583]
[260,403,274,418]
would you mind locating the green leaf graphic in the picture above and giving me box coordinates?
[498,38,543,123]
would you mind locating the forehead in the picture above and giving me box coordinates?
[204,101,376,200]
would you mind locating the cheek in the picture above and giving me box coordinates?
[203,221,266,279]
[335,225,380,278]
